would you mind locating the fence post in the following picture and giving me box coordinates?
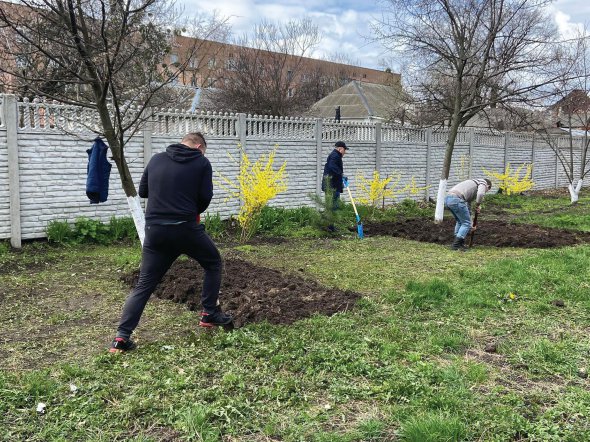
[375,122,382,174]
[4,95,21,248]
[468,128,474,178]
[530,133,535,185]
[503,132,509,170]
[555,142,560,189]
[238,113,247,151]
[315,118,323,195]
[143,110,153,169]
[425,128,432,201]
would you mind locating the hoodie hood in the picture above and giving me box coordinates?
[166,143,203,163]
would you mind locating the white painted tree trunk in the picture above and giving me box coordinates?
[568,179,583,204]
[434,179,447,223]
[127,195,146,246]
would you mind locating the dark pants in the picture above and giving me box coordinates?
[327,191,340,231]
[116,221,222,339]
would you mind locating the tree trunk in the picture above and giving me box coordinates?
[568,179,583,204]
[97,105,146,245]
[435,115,462,222]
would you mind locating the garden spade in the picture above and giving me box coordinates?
[469,211,479,247]
[343,178,364,239]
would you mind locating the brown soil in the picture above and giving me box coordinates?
[122,258,361,328]
[363,218,590,248]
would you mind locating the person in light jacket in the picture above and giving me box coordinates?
[445,178,492,251]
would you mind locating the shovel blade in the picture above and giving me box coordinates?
[357,222,364,239]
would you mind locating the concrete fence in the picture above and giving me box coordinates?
[0,94,584,247]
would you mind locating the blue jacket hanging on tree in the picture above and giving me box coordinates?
[86,138,112,204]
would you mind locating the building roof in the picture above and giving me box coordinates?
[549,89,590,114]
[308,80,404,121]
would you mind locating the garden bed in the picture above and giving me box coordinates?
[122,258,361,328]
[363,218,590,248]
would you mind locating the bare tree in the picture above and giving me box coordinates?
[213,18,321,116]
[0,0,229,243]
[372,0,560,221]
[517,29,590,203]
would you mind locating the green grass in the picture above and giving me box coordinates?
[2,194,590,440]
[485,191,590,231]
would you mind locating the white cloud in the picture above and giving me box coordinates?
[549,0,590,37]
[177,0,387,70]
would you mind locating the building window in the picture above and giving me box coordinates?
[208,57,216,69]
[170,54,179,65]
[363,73,367,78]
[207,77,216,87]
[287,70,294,82]
[287,88,294,98]
[225,57,237,71]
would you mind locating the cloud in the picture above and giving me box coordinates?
[177,0,387,70]
[549,1,590,37]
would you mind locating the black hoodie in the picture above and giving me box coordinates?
[139,143,213,225]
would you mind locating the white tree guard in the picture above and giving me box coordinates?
[568,179,583,204]
[434,179,447,223]
[127,195,145,246]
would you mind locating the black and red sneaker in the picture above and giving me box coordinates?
[109,337,137,353]
[199,310,233,328]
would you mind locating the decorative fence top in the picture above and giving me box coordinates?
[0,94,587,147]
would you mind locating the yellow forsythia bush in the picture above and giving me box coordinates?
[483,163,534,195]
[218,145,288,241]
[356,171,430,208]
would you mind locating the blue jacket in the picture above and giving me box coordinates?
[86,138,112,204]
[322,149,344,193]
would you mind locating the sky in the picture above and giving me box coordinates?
[177,0,590,72]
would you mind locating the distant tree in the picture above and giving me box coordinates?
[514,28,590,203]
[372,0,561,221]
[213,18,321,116]
[0,0,229,243]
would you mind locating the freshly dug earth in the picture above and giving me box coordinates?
[363,218,590,248]
[122,258,361,328]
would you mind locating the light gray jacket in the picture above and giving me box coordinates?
[448,179,488,205]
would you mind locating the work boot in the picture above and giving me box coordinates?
[450,236,468,252]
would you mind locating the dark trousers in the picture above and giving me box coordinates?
[116,221,222,339]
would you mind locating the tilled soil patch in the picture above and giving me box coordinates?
[122,258,361,328]
[363,218,590,248]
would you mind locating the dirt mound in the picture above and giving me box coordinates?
[122,258,361,328]
[363,218,590,248]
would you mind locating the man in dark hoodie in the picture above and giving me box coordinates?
[110,132,232,353]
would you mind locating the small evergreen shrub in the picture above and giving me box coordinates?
[203,213,225,239]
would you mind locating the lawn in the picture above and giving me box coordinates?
[1,193,590,441]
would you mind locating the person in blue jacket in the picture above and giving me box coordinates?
[322,140,348,203]
[109,132,232,353]
[321,141,348,231]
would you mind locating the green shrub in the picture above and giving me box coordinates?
[203,213,225,239]
[257,205,319,236]
[108,216,137,241]
[73,217,111,244]
[46,220,73,244]
[0,241,9,256]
